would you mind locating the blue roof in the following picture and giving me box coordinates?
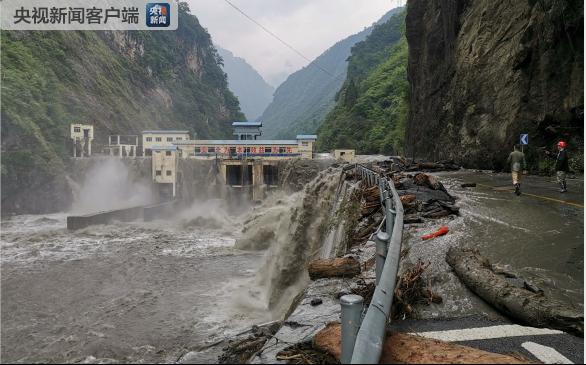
[232,121,262,127]
[296,135,318,140]
[151,145,178,151]
[143,130,189,134]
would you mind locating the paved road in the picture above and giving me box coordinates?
[390,315,583,364]
[441,170,584,304]
[396,170,583,363]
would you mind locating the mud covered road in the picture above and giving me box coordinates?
[401,170,583,319]
[1,209,272,363]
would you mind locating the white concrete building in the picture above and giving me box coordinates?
[296,135,317,159]
[151,145,179,198]
[70,123,94,157]
[143,130,189,156]
[334,149,356,162]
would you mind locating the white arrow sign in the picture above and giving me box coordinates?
[520,134,529,145]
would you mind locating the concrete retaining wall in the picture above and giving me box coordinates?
[67,200,186,230]
[67,206,144,230]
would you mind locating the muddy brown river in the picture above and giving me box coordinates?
[1,211,272,363]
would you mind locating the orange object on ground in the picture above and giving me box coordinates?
[421,226,449,240]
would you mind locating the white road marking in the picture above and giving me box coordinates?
[521,342,573,364]
[410,324,564,342]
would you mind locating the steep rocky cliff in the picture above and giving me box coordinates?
[405,0,583,170]
[1,3,244,214]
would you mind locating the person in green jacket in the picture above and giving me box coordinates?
[506,144,527,196]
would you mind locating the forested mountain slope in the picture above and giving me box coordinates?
[317,11,408,154]
[260,7,404,139]
[1,2,244,214]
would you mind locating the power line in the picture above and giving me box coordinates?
[222,0,335,78]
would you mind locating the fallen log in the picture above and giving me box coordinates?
[447,247,583,336]
[400,194,417,205]
[404,215,423,224]
[461,183,477,188]
[313,322,534,364]
[307,257,361,280]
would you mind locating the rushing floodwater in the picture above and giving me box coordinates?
[1,212,272,363]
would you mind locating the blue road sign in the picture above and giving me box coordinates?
[520,134,529,145]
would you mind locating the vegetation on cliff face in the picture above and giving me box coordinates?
[405,0,583,171]
[260,7,404,139]
[317,11,408,154]
[1,2,244,214]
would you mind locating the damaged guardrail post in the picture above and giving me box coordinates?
[340,294,364,364]
[374,231,390,285]
[384,193,396,235]
[379,179,385,205]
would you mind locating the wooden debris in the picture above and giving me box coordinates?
[362,185,381,202]
[447,247,584,336]
[307,257,361,280]
[414,172,440,189]
[360,185,382,217]
[313,323,535,364]
[381,333,536,364]
[277,341,336,364]
[404,215,424,224]
[313,322,341,360]
[400,194,417,205]
[393,260,441,318]
[461,182,477,188]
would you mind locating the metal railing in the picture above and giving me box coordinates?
[340,164,404,364]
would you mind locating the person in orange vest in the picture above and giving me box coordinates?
[506,144,527,196]
[545,141,570,193]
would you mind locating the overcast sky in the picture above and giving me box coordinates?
[187,0,404,87]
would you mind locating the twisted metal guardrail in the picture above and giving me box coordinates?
[340,163,404,364]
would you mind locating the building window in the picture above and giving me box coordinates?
[156,170,162,176]
[167,137,173,142]
[265,147,271,154]
[74,127,81,133]
[208,147,215,153]
[244,147,251,154]
[302,141,309,146]
[176,137,182,141]
[166,170,172,176]
[195,147,201,153]
[165,151,172,156]
[230,147,236,155]
[146,137,152,142]
[279,147,286,154]
[156,137,162,142]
